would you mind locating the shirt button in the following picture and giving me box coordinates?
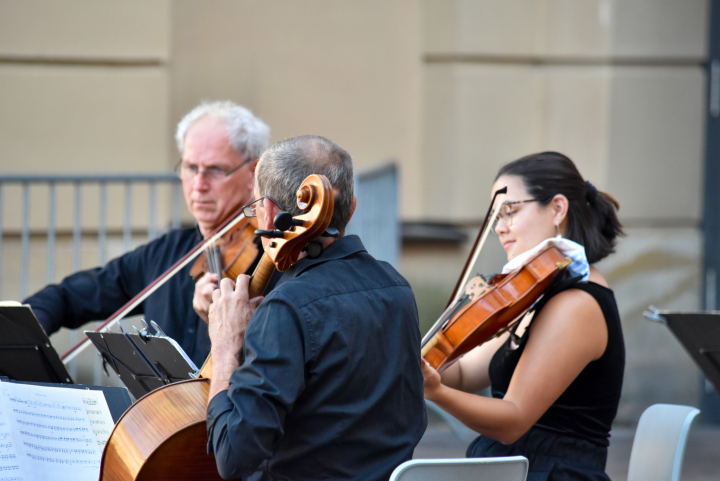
[188,328,195,334]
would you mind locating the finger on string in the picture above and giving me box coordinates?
[219,277,235,292]
[235,274,251,293]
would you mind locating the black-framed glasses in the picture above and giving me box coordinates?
[491,199,537,233]
[241,196,286,217]
[174,157,254,182]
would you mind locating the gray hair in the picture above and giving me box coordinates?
[175,101,270,160]
[257,135,354,237]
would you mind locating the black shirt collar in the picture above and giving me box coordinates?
[277,235,366,285]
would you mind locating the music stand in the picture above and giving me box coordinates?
[0,305,73,384]
[644,307,720,391]
[86,328,197,400]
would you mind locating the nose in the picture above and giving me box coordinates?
[190,171,211,190]
[494,217,508,235]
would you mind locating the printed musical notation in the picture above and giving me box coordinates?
[25,453,97,465]
[11,409,84,423]
[80,391,114,448]
[16,419,90,433]
[0,381,104,481]
[7,398,83,412]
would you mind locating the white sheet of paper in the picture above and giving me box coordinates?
[0,394,27,481]
[79,390,115,448]
[0,382,101,481]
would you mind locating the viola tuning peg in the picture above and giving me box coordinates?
[273,212,294,231]
[255,229,285,239]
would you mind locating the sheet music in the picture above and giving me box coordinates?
[0,382,101,481]
[0,394,26,481]
[79,390,114,448]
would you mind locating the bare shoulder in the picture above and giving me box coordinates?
[529,272,608,360]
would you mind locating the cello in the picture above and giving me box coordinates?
[97,174,335,481]
[421,187,572,372]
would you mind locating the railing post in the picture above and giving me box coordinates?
[172,182,182,230]
[98,181,108,265]
[47,181,56,285]
[148,181,157,240]
[69,181,83,381]
[20,181,30,299]
[124,181,133,252]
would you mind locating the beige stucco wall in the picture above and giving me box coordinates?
[0,0,713,422]
[406,0,710,423]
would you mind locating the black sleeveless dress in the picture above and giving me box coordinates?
[466,279,625,481]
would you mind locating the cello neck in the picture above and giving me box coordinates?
[197,253,276,380]
[249,253,276,299]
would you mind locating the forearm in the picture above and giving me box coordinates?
[208,348,241,403]
[427,384,529,444]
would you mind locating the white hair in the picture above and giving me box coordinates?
[175,101,270,160]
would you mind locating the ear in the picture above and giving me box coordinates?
[246,158,260,192]
[260,197,280,231]
[550,194,569,228]
[347,195,357,223]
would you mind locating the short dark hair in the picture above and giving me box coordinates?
[496,151,624,264]
[257,135,354,236]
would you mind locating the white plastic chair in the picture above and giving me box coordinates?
[626,403,700,481]
[389,456,529,481]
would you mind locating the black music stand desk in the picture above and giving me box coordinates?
[86,328,198,400]
[0,305,73,384]
[644,307,720,391]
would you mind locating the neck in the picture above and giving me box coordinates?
[296,236,337,260]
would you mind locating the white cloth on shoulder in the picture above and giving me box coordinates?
[501,237,590,282]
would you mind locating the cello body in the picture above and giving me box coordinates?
[98,379,221,481]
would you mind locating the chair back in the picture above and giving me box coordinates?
[626,403,700,481]
[389,456,528,481]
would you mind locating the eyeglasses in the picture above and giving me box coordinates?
[174,157,253,182]
[241,196,286,217]
[491,199,537,233]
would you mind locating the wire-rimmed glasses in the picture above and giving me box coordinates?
[491,199,537,233]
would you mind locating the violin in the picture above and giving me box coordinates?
[421,188,571,372]
[97,174,335,481]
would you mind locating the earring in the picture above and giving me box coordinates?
[555,224,562,238]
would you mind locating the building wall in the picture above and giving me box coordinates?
[0,0,712,423]
[407,0,710,422]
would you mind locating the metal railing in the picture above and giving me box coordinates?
[0,164,399,385]
[0,173,183,300]
[346,162,399,267]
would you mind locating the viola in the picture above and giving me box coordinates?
[97,174,335,481]
[61,202,258,365]
[421,188,571,372]
[189,214,259,282]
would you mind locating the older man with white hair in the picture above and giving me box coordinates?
[24,101,270,367]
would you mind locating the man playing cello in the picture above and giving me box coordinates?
[206,135,427,480]
[24,101,270,367]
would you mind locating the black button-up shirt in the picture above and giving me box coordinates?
[25,227,232,367]
[206,235,427,481]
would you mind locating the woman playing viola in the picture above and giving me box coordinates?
[422,152,625,480]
